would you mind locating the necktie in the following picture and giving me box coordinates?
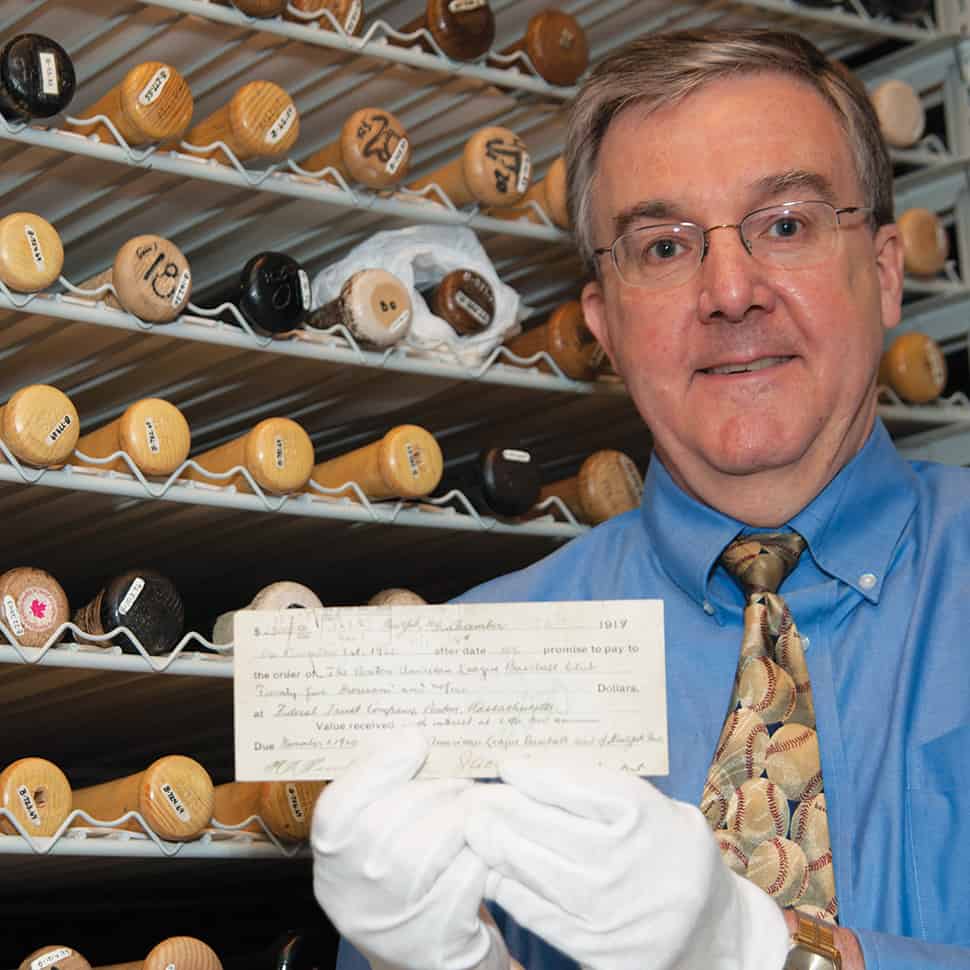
[701,532,838,922]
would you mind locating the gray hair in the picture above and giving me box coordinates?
[565,28,894,274]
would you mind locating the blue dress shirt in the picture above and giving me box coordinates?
[335,420,970,970]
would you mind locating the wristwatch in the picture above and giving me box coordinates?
[783,912,842,969]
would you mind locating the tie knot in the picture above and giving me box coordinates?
[720,532,806,596]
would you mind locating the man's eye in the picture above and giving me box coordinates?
[768,217,802,238]
[644,238,684,262]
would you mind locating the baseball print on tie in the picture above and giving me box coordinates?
[701,533,838,922]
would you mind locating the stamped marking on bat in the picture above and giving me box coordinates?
[23,224,45,267]
[266,104,297,145]
[45,413,73,446]
[38,52,59,96]
[16,784,41,825]
[454,289,490,326]
[31,949,72,970]
[3,595,24,637]
[502,448,531,463]
[139,66,171,106]
[144,418,161,454]
[160,782,191,820]
[286,782,305,820]
[118,576,145,616]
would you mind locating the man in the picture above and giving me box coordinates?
[313,28,970,970]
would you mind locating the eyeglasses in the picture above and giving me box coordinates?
[593,200,873,290]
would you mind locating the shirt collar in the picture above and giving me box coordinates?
[639,419,919,610]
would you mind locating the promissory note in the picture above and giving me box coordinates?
[233,600,667,780]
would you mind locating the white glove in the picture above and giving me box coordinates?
[463,759,790,970]
[311,732,510,970]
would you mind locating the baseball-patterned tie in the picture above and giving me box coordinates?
[701,532,838,922]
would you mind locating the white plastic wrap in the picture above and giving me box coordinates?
[311,225,526,365]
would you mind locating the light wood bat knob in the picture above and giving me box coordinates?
[0,757,72,837]
[368,588,427,605]
[211,580,322,646]
[212,780,326,841]
[505,300,605,381]
[898,207,948,277]
[0,212,64,292]
[284,0,365,35]
[879,332,947,404]
[19,946,91,970]
[142,936,223,970]
[0,567,70,649]
[66,62,193,146]
[870,79,924,148]
[306,269,412,347]
[0,384,79,467]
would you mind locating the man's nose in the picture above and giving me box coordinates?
[695,225,770,324]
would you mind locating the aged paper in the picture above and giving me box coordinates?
[233,601,666,780]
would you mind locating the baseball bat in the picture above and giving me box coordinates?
[368,588,427,605]
[209,0,286,15]
[305,268,412,347]
[65,62,193,146]
[95,936,223,970]
[393,0,495,61]
[182,417,315,494]
[0,567,70,648]
[174,81,299,163]
[870,78,924,149]
[489,10,588,87]
[0,211,64,292]
[0,34,76,123]
[0,384,79,467]
[19,946,90,970]
[406,125,531,207]
[504,300,606,381]
[284,0,365,34]
[442,445,540,518]
[71,755,214,842]
[488,155,568,228]
[423,268,495,334]
[72,569,185,656]
[237,251,312,336]
[78,235,192,323]
[211,781,326,841]
[300,107,411,189]
[898,207,949,277]
[539,449,643,525]
[211,580,323,648]
[307,424,443,500]
[878,332,947,404]
[74,398,191,477]
[0,757,72,837]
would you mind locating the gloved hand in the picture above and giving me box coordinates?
[311,731,510,970]
[463,758,790,970]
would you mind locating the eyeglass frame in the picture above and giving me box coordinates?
[592,200,875,289]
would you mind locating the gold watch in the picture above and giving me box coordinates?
[783,912,842,970]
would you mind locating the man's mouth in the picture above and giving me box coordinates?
[702,355,793,375]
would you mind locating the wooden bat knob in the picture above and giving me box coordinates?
[0,212,64,292]
[500,10,588,87]
[541,449,642,525]
[879,332,947,404]
[898,207,948,277]
[409,126,530,207]
[141,936,223,970]
[187,417,315,494]
[0,384,79,467]
[238,251,311,336]
[211,580,322,646]
[0,34,76,122]
[212,780,326,841]
[306,269,412,347]
[870,79,924,148]
[73,569,185,656]
[309,424,443,500]
[75,398,191,477]
[302,107,411,189]
[487,155,568,228]
[368,588,427,605]
[284,0,365,34]
[0,567,70,649]
[505,300,605,380]
[426,268,495,334]
[399,0,495,61]
[477,445,540,517]
[19,946,91,970]
[0,757,72,837]
[180,81,299,162]
[66,62,193,146]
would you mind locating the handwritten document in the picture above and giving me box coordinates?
[233,601,667,781]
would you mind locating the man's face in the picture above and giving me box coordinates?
[582,73,903,513]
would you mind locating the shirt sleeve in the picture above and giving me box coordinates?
[858,929,970,969]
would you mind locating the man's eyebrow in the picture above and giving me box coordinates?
[612,201,690,238]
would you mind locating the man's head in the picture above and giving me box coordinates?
[572,29,904,526]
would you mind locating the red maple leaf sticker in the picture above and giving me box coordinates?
[29,599,47,620]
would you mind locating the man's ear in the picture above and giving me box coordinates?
[581,279,617,366]
[873,222,904,334]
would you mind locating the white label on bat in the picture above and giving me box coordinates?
[23,224,45,267]
[32,950,73,970]
[298,269,311,309]
[454,290,490,326]
[144,418,160,454]
[139,66,171,106]
[45,413,72,445]
[286,783,305,821]
[386,138,408,175]
[502,448,531,463]
[3,595,24,637]
[160,782,190,820]
[345,0,362,34]
[266,104,297,145]
[406,441,422,478]
[17,784,41,825]
[516,153,532,195]
[39,53,59,96]
[172,269,191,308]
[118,576,145,616]
[275,437,286,469]
[389,308,410,333]
[449,0,485,11]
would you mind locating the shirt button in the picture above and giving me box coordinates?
[801,635,810,649]
[703,601,715,615]
[859,572,877,591]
